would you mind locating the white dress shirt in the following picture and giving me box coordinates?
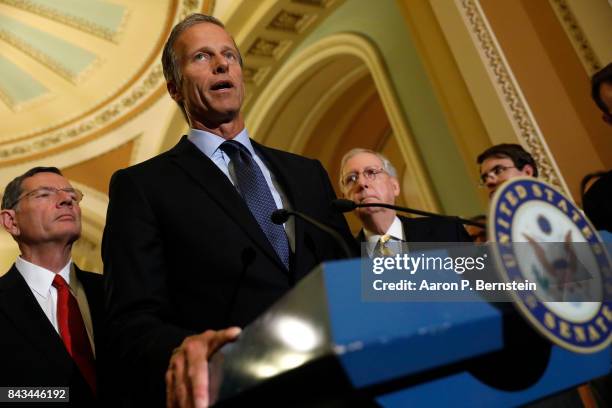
[188,128,295,252]
[15,257,96,354]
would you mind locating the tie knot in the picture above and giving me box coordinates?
[380,234,392,245]
[52,274,69,290]
[220,140,250,158]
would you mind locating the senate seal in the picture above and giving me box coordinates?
[489,177,612,353]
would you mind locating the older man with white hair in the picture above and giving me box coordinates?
[339,148,470,256]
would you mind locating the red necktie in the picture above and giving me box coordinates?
[52,274,96,394]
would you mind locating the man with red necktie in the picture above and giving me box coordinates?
[0,167,103,406]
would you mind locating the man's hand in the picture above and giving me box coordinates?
[166,327,241,408]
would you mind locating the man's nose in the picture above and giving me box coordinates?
[356,173,369,189]
[212,55,228,74]
[57,191,74,207]
[485,175,500,192]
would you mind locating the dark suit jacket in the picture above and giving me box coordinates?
[0,264,103,406]
[356,215,471,243]
[102,136,354,405]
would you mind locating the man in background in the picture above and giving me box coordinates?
[584,62,612,236]
[476,143,537,198]
[476,144,599,407]
[591,62,612,125]
[339,148,470,256]
[587,61,612,408]
[0,167,103,405]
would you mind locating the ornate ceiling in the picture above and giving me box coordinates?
[0,0,202,167]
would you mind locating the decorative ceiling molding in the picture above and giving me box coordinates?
[2,0,129,43]
[0,0,210,166]
[247,32,440,213]
[0,66,165,163]
[456,0,569,196]
[267,9,315,33]
[0,94,174,190]
[0,14,99,83]
[548,0,601,75]
[235,0,342,113]
[0,53,49,110]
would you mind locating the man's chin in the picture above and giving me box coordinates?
[359,197,381,205]
[356,205,381,214]
[52,226,81,242]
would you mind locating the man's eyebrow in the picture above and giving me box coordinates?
[220,45,238,53]
[188,45,212,55]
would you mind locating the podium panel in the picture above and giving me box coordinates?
[211,259,611,406]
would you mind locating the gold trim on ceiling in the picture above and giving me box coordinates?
[548,0,601,75]
[457,0,568,196]
[3,0,130,43]
[0,24,100,84]
[0,0,177,145]
[0,0,213,165]
[239,0,342,113]
[0,77,167,166]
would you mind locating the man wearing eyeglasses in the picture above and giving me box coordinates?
[339,148,470,256]
[0,167,103,405]
[476,143,538,198]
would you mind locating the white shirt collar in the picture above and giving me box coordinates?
[15,257,72,299]
[187,128,253,159]
[363,216,404,244]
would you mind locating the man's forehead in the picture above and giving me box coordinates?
[480,155,512,170]
[175,22,235,51]
[345,152,383,170]
[23,172,69,187]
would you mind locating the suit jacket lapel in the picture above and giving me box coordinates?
[170,137,286,270]
[76,267,102,341]
[0,266,72,372]
[252,141,309,272]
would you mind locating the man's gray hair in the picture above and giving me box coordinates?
[338,148,398,190]
[1,166,62,210]
[161,13,244,118]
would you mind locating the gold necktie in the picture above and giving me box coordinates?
[377,234,394,256]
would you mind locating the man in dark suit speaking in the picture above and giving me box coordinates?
[102,13,353,407]
[339,148,470,253]
[0,167,102,405]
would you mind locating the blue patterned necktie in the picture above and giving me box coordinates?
[220,140,290,269]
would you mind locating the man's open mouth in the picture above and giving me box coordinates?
[210,81,233,91]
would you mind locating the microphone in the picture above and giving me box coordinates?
[331,199,485,228]
[330,198,357,213]
[271,209,353,258]
[271,209,291,225]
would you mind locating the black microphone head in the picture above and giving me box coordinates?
[331,199,357,213]
[271,209,291,225]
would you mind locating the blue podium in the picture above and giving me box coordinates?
[211,259,611,406]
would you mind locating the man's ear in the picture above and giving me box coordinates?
[391,177,401,197]
[167,81,182,103]
[0,209,19,236]
[522,164,535,177]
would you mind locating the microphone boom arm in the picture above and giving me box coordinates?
[331,199,485,228]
